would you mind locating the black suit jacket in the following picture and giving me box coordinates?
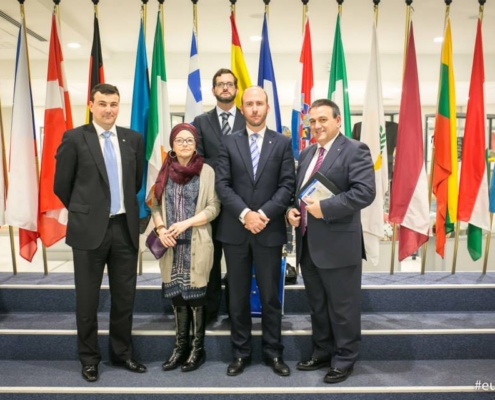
[54,124,144,250]
[295,133,376,269]
[215,128,295,246]
[193,107,245,169]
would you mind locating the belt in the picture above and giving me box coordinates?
[109,213,126,220]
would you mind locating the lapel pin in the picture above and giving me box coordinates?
[122,139,126,142]
[269,141,272,144]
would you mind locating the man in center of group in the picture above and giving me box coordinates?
[215,86,295,377]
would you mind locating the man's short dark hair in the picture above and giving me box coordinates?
[90,83,120,102]
[309,99,340,118]
[212,68,238,88]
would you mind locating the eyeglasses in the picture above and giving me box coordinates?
[174,138,195,146]
[215,82,235,88]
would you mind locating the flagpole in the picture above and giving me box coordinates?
[0,93,17,275]
[19,1,48,274]
[158,0,164,39]
[230,0,236,19]
[301,0,308,32]
[192,0,198,47]
[263,0,270,20]
[337,0,343,18]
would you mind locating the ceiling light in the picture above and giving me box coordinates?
[433,36,444,43]
[250,35,262,42]
[67,42,81,49]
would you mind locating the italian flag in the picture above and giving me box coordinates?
[432,18,458,259]
[457,18,490,261]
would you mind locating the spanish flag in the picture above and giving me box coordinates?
[230,11,251,108]
[86,12,104,123]
[432,18,458,258]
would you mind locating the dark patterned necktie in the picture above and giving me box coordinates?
[301,147,325,235]
[221,112,231,135]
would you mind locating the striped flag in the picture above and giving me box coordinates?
[291,16,314,160]
[184,29,203,123]
[230,11,252,108]
[490,165,495,214]
[257,12,281,133]
[5,22,39,261]
[86,12,104,123]
[146,12,171,201]
[388,22,429,261]
[360,21,388,266]
[457,18,490,261]
[328,13,351,138]
[39,12,73,247]
[0,96,5,226]
[130,18,150,219]
[432,18,458,258]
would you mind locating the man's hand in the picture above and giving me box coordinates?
[287,208,301,227]
[304,197,324,219]
[244,211,269,234]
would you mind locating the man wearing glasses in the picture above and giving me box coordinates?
[192,68,246,325]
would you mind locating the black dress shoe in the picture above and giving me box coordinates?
[114,359,147,373]
[296,358,331,371]
[324,367,353,384]
[82,365,99,382]
[265,357,290,376]
[227,357,251,376]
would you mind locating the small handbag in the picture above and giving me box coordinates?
[146,229,167,259]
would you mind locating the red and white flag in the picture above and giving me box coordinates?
[388,22,429,261]
[39,12,73,247]
[5,21,39,261]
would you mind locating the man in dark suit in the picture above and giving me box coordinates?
[216,86,295,377]
[287,99,375,384]
[192,68,245,324]
[54,83,146,382]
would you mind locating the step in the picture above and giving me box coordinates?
[1,312,495,361]
[2,272,495,314]
[0,360,493,399]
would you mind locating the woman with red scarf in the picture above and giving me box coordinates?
[151,123,220,372]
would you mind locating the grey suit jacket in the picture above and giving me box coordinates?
[295,133,376,269]
[192,107,245,169]
[215,128,295,247]
[54,124,144,250]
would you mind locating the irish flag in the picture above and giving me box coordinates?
[39,12,73,248]
[328,13,351,138]
[432,18,458,258]
[146,12,171,201]
[230,11,252,108]
[457,18,490,261]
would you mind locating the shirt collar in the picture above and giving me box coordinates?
[318,133,339,153]
[93,121,117,137]
[246,125,266,139]
[216,105,236,118]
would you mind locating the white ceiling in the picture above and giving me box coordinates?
[0,0,494,116]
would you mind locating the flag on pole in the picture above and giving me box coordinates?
[291,16,314,159]
[257,12,281,133]
[457,18,490,261]
[360,21,388,266]
[86,12,104,123]
[432,18,458,258]
[388,22,429,261]
[184,29,203,123]
[5,22,39,261]
[146,12,171,201]
[490,164,495,214]
[328,13,351,138]
[0,97,5,227]
[39,12,73,247]
[230,11,252,108]
[130,18,150,219]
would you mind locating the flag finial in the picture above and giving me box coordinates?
[91,0,99,5]
[405,0,413,5]
[373,0,380,5]
[142,0,149,4]
[53,0,61,5]
[17,0,26,4]
[444,0,452,5]
[478,0,486,5]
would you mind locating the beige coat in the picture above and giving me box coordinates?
[151,164,220,287]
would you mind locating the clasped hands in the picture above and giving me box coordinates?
[157,220,190,248]
[244,211,269,234]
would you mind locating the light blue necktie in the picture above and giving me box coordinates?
[250,133,260,179]
[102,131,120,214]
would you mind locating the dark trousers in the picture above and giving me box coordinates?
[72,215,138,366]
[205,217,223,318]
[223,236,283,359]
[300,235,362,370]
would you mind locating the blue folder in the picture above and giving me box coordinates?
[250,257,286,317]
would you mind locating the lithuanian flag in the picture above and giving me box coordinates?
[432,18,458,258]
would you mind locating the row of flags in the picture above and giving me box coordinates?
[1,6,495,266]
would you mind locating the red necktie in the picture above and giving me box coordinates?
[301,147,325,235]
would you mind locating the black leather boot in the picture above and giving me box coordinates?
[162,306,190,371]
[181,306,206,372]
